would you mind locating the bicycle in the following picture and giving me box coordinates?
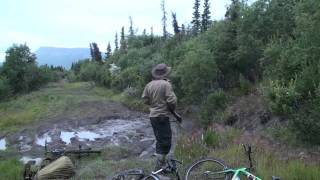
[111,158,182,180]
[184,144,280,180]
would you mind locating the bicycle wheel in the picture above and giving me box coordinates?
[142,175,158,180]
[111,169,145,180]
[185,158,229,180]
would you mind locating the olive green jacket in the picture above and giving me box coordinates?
[142,79,177,117]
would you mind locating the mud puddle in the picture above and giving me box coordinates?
[0,138,6,150]
[4,117,155,164]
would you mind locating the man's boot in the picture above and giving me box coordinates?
[154,154,166,171]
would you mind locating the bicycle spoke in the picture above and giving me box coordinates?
[185,158,227,180]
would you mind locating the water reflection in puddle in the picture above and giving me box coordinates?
[60,131,75,144]
[36,133,52,146]
[36,119,149,146]
[0,138,6,150]
[20,156,42,166]
[76,131,102,141]
[60,131,103,144]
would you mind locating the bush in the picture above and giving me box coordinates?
[67,71,78,82]
[200,89,228,126]
[203,128,219,148]
[0,76,11,100]
[239,74,251,95]
[94,64,111,87]
[290,86,320,145]
[176,39,218,102]
[78,62,100,81]
[267,80,300,115]
[111,66,144,91]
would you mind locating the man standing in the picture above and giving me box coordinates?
[142,63,177,170]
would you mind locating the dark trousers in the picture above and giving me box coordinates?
[150,116,172,155]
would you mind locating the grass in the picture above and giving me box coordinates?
[1,81,319,179]
[93,86,148,112]
[73,157,154,179]
[175,127,320,180]
[0,81,146,134]
[0,158,24,180]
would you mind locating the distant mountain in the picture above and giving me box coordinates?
[35,47,91,69]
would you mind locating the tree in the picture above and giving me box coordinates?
[114,32,119,51]
[1,44,39,93]
[105,42,112,59]
[225,0,240,22]
[191,0,201,35]
[172,12,180,35]
[120,26,127,52]
[161,0,168,39]
[201,0,211,32]
[181,24,186,36]
[90,43,102,62]
[150,26,154,37]
[129,16,134,36]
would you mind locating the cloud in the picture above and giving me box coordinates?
[5,31,51,51]
[0,0,233,53]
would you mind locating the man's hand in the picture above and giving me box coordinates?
[167,103,182,123]
[172,111,182,123]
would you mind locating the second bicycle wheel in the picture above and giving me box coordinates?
[185,158,229,180]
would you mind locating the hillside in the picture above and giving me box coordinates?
[0,82,319,179]
[35,47,91,69]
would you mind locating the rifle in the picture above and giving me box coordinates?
[167,103,182,123]
[44,142,101,161]
[23,143,101,180]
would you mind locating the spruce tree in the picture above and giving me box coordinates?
[191,0,201,35]
[90,43,102,63]
[106,42,112,59]
[120,26,127,52]
[161,0,168,39]
[181,24,186,36]
[172,12,180,35]
[129,16,134,36]
[114,32,119,51]
[201,0,211,32]
[150,26,154,37]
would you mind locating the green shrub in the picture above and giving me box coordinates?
[291,97,320,145]
[203,128,219,148]
[111,66,144,91]
[79,62,100,81]
[200,89,228,126]
[94,64,111,87]
[0,76,11,100]
[239,74,251,95]
[67,71,78,82]
[176,39,218,102]
[267,80,300,115]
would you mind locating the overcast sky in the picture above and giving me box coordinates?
[0,0,245,62]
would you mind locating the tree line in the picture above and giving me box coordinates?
[0,44,65,100]
[71,0,320,145]
[1,0,319,145]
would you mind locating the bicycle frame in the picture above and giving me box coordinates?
[225,167,262,180]
[205,167,262,180]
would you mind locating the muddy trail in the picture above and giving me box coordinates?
[0,100,156,165]
[1,82,319,177]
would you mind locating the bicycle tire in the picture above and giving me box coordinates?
[185,157,231,180]
[141,175,158,180]
[111,169,145,180]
